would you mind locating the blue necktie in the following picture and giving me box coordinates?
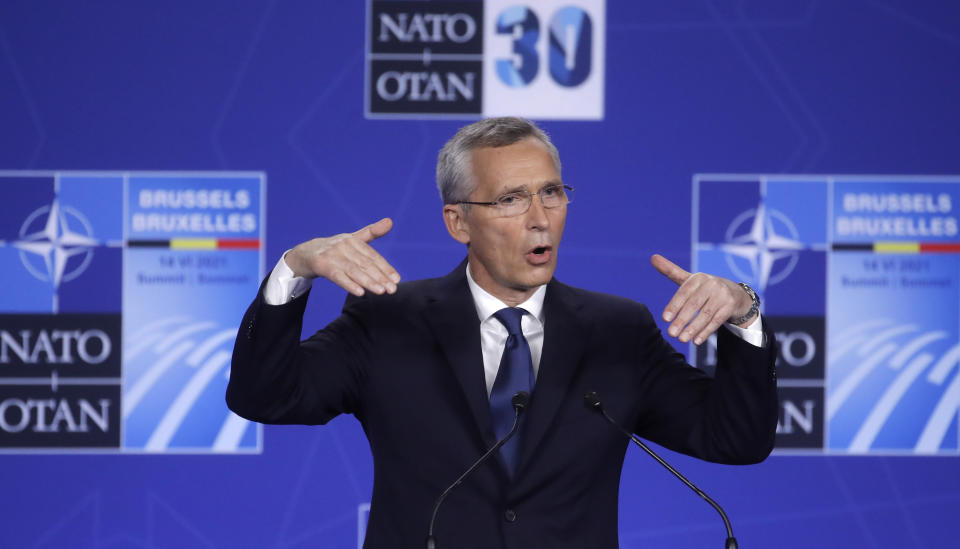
[489,307,534,477]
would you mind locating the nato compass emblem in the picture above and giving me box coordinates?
[722,202,804,291]
[12,198,99,288]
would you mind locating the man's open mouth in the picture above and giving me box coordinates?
[526,246,553,265]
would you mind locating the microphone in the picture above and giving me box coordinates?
[426,391,530,549]
[584,391,738,549]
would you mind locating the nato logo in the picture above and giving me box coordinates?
[694,176,829,451]
[15,199,98,287]
[695,174,960,455]
[0,175,123,313]
[366,0,605,119]
[1,174,124,450]
[720,203,804,291]
[695,177,828,316]
[1,171,264,453]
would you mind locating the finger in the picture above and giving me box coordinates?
[661,274,703,323]
[694,313,728,346]
[668,286,710,341]
[678,293,727,343]
[326,269,366,297]
[651,254,691,286]
[348,238,401,288]
[311,237,398,294]
[352,217,394,243]
[346,250,395,294]
[341,257,389,295]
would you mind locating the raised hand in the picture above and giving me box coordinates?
[285,218,401,296]
[651,254,755,345]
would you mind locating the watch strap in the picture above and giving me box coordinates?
[729,282,760,325]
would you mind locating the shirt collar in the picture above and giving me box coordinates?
[465,263,546,324]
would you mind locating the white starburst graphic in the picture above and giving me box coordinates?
[722,203,804,291]
[12,198,99,288]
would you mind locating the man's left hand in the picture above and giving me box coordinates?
[651,254,756,345]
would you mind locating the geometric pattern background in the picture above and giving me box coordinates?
[2,1,960,547]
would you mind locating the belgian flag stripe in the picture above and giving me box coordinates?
[127,238,260,249]
[832,242,960,253]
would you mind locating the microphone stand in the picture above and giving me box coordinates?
[585,391,738,549]
[426,391,530,549]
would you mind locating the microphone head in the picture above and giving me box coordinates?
[512,391,530,411]
[584,391,603,411]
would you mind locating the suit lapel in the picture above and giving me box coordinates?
[422,265,588,477]
[423,261,495,445]
[516,280,586,476]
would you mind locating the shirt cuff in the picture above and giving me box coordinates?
[262,250,314,306]
[723,313,764,347]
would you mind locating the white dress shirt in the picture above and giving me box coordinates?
[262,254,764,395]
[263,253,314,304]
[464,265,546,396]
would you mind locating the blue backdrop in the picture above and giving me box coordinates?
[1,1,959,547]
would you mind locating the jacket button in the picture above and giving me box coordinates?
[504,509,517,522]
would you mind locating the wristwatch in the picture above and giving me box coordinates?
[729,283,760,325]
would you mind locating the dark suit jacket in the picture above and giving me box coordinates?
[227,260,778,549]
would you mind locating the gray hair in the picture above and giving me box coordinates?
[436,117,562,204]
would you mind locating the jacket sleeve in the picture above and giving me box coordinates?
[631,306,779,464]
[225,279,371,425]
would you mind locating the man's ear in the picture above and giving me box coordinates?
[443,204,470,245]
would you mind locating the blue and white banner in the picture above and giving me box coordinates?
[694,174,960,455]
[0,172,265,453]
[366,0,605,119]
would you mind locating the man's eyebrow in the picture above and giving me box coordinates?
[497,180,564,195]
[498,184,528,195]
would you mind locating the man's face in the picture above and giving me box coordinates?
[444,138,567,305]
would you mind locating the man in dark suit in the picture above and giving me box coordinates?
[227,117,778,548]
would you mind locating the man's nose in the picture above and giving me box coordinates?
[525,193,550,229]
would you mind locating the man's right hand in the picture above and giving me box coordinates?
[284,218,401,296]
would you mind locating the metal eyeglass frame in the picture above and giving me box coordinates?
[456,184,574,216]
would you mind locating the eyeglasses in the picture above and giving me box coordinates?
[457,184,574,218]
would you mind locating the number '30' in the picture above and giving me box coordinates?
[495,6,593,88]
